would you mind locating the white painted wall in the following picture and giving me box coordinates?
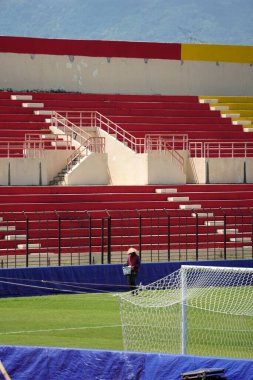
[42,150,72,184]
[0,160,9,185]
[187,158,206,184]
[0,149,250,185]
[0,151,72,185]
[1,53,253,95]
[66,153,109,185]
[98,129,148,185]
[0,158,43,185]
[208,158,245,184]
[147,151,186,184]
[246,158,253,183]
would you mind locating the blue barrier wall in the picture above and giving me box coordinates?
[0,259,253,297]
[0,345,252,380]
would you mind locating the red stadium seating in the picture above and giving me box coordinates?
[0,91,252,267]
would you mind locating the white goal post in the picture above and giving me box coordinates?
[117,265,253,359]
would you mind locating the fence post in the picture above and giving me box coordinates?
[23,212,29,267]
[135,210,142,261]
[101,217,104,264]
[86,211,92,265]
[106,210,111,264]
[193,210,199,261]
[221,208,227,260]
[164,209,170,261]
[55,211,61,266]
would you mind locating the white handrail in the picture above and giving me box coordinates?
[51,111,91,144]
[51,111,106,169]
[144,134,187,171]
[94,111,145,153]
[66,137,105,171]
[51,110,188,157]
[189,141,253,158]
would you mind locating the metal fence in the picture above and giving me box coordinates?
[0,208,252,268]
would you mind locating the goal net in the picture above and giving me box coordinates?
[117,265,253,359]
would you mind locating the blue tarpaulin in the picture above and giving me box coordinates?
[0,345,252,380]
[0,259,253,297]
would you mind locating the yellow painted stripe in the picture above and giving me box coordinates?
[232,117,253,121]
[221,110,253,116]
[200,96,253,103]
[182,44,253,63]
[212,103,253,110]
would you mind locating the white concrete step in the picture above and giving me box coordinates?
[217,228,239,234]
[192,212,214,217]
[49,126,65,135]
[179,204,202,210]
[210,106,229,111]
[243,128,253,132]
[199,98,218,104]
[221,113,240,118]
[51,141,69,147]
[230,237,251,242]
[42,134,56,139]
[30,252,55,256]
[17,243,41,249]
[204,220,224,226]
[34,110,53,115]
[22,103,44,108]
[0,226,15,231]
[11,95,33,100]
[46,118,65,123]
[5,234,26,240]
[168,196,189,202]
[243,245,252,250]
[232,120,251,125]
[155,188,177,194]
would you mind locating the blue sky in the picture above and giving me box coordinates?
[0,0,252,45]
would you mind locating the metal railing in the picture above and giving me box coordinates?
[0,134,75,159]
[145,134,187,171]
[24,133,74,157]
[51,111,187,169]
[0,207,252,269]
[189,141,253,158]
[66,137,105,172]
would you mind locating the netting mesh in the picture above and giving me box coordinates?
[117,265,253,358]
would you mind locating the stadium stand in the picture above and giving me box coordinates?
[0,90,252,267]
[0,40,252,268]
[0,90,253,268]
[1,37,253,379]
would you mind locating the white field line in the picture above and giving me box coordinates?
[0,324,121,336]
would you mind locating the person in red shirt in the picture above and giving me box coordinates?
[126,247,141,291]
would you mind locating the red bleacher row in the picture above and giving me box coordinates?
[0,91,252,158]
[0,184,252,262]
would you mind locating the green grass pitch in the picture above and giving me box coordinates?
[0,290,252,359]
[0,293,123,350]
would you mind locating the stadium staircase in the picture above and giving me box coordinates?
[199,96,253,132]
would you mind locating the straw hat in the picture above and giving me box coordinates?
[127,247,138,254]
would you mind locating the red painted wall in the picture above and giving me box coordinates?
[0,36,181,60]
